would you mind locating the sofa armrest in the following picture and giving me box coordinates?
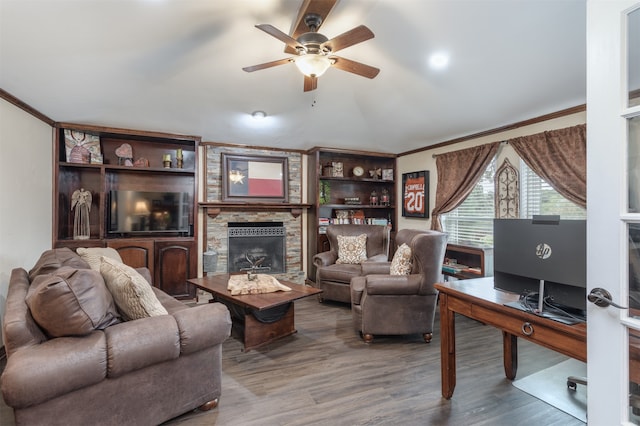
[364,274,422,295]
[172,302,231,355]
[350,276,366,305]
[1,332,106,409]
[361,261,391,275]
[313,251,338,267]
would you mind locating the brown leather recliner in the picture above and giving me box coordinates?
[350,229,448,343]
[313,224,391,303]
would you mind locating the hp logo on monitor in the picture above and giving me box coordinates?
[536,243,552,260]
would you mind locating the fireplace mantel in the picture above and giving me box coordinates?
[200,202,312,219]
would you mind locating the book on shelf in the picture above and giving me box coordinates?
[442,263,469,274]
[317,217,391,227]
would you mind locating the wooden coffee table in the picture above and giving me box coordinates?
[187,274,322,351]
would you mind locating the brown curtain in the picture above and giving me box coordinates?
[431,142,500,231]
[509,124,586,208]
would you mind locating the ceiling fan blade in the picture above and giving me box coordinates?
[242,58,293,73]
[255,24,304,52]
[322,25,375,53]
[285,0,338,54]
[304,75,318,92]
[330,56,380,79]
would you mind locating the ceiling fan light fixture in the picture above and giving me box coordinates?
[294,54,332,77]
[251,110,267,119]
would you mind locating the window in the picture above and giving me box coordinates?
[520,160,586,219]
[441,158,496,246]
[442,157,586,247]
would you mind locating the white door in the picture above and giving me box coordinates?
[587,1,640,424]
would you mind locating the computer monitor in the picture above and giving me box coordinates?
[493,216,587,323]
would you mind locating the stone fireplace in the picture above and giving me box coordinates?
[227,222,285,274]
[202,145,306,284]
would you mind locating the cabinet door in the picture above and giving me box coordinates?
[107,239,155,277]
[154,240,196,299]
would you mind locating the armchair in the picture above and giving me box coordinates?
[350,229,447,343]
[313,224,391,303]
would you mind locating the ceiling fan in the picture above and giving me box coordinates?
[242,0,380,92]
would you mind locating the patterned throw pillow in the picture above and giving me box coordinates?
[390,243,412,275]
[336,234,368,264]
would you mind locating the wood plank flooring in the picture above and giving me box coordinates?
[1,297,585,426]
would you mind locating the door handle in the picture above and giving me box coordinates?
[588,287,628,309]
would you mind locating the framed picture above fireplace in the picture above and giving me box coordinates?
[222,154,289,202]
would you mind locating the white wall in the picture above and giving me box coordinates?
[0,98,53,346]
[396,110,587,231]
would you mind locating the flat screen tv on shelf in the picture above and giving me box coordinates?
[108,190,191,236]
[493,216,587,324]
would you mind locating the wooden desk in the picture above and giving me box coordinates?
[188,275,322,351]
[435,277,586,399]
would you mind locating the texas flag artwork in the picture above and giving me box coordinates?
[228,159,284,197]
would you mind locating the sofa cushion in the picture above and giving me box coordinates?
[318,263,363,284]
[336,234,368,264]
[28,248,90,281]
[76,247,123,271]
[26,267,120,338]
[100,256,168,320]
[390,243,412,275]
[105,315,180,378]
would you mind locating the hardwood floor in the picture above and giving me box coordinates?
[1,297,584,426]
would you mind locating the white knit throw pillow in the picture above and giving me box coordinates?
[100,256,167,321]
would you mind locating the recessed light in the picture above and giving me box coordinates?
[429,52,450,70]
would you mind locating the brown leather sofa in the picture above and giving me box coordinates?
[313,224,391,303]
[1,248,232,426]
[350,229,447,343]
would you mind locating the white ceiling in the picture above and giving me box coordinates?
[0,0,586,154]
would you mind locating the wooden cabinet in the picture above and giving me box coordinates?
[107,239,155,274]
[307,147,397,281]
[154,240,197,299]
[53,123,199,299]
[443,243,494,279]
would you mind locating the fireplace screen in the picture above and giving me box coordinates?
[227,222,285,274]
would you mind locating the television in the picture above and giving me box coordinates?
[108,190,191,236]
[493,216,586,324]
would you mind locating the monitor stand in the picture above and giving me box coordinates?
[504,279,585,325]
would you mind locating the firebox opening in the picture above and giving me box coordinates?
[228,222,285,274]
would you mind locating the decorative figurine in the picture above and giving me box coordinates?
[163,153,172,168]
[115,143,134,166]
[176,148,184,169]
[381,188,390,206]
[71,188,92,240]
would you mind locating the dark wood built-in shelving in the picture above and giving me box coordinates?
[306,147,397,282]
[53,123,200,299]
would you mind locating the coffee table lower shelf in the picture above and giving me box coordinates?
[187,275,322,352]
[220,300,296,351]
